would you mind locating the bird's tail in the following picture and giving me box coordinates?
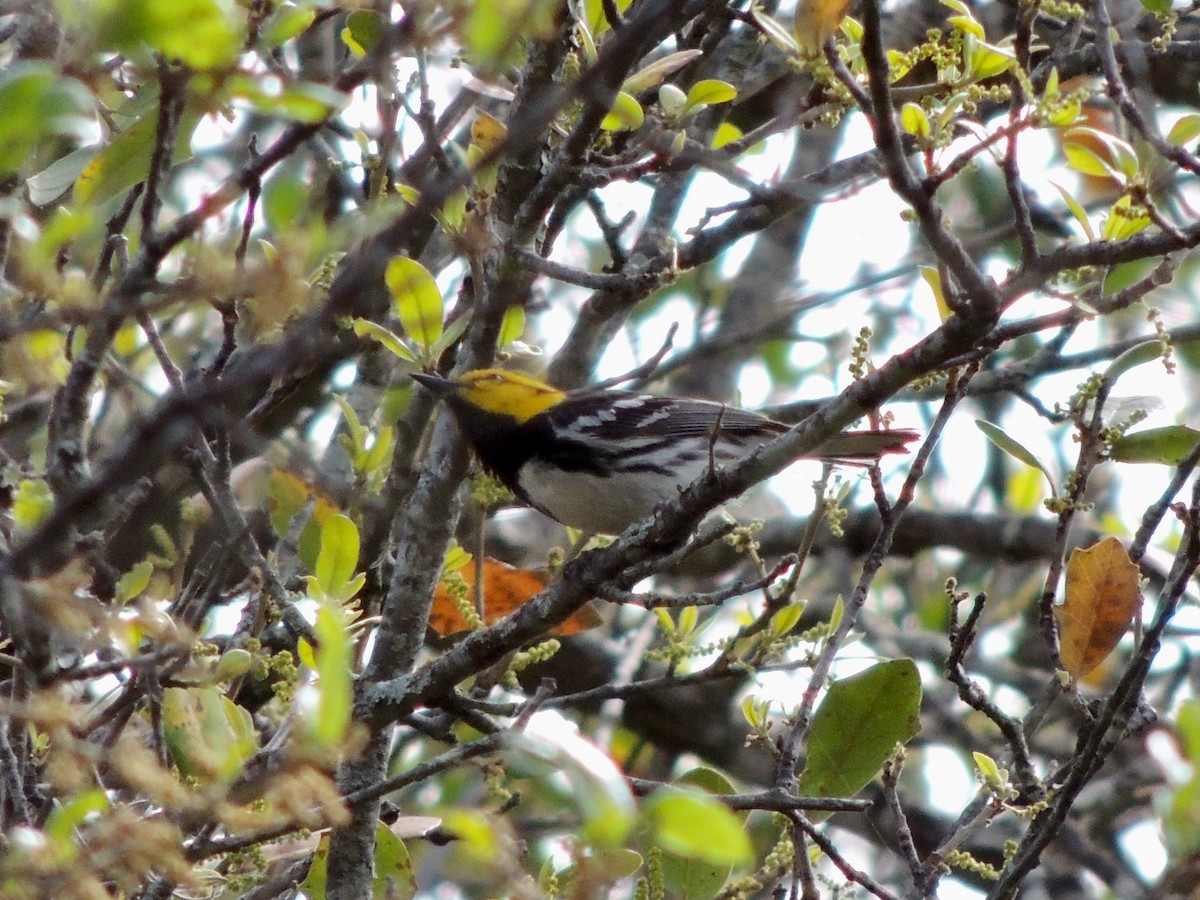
[808,429,921,462]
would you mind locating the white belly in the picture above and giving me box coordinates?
[516,453,741,534]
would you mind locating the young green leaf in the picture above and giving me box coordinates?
[1104,340,1165,383]
[386,256,443,348]
[309,513,364,603]
[1167,114,1200,148]
[499,305,526,346]
[311,601,353,745]
[645,788,753,866]
[116,560,155,603]
[684,79,737,112]
[976,420,1057,496]
[1110,426,1200,465]
[1049,181,1095,241]
[601,92,644,132]
[1101,195,1150,241]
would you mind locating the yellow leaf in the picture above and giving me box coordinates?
[1056,537,1141,678]
[794,0,854,52]
[470,109,508,156]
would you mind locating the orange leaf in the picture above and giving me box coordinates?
[429,558,601,638]
[1056,537,1141,678]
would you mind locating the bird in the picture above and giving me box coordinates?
[412,368,918,534]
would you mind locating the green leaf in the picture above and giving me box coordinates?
[96,0,244,71]
[311,514,361,602]
[584,0,634,34]
[684,79,737,111]
[1063,140,1117,179]
[1110,426,1200,465]
[888,49,914,82]
[1167,114,1200,147]
[1006,465,1045,515]
[828,594,844,632]
[507,728,636,848]
[429,309,473,357]
[262,169,308,230]
[947,14,984,38]
[372,822,417,897]
[499,305,526,346]
[1063,127,1139,181]
[1104,340,1164,383]
[976,419,1057,496]
[1046,96,1082,127]
[233,79,347,124]
[675,766,738,798]
[310,601,353,746]
[967,36,1016,79]
[972,751,1006,790]
[75,105,200,205]
[443,542,473,574]
[797,658,922,799]
[464,0,559,68]
[299,834,332,899]
[161,686,258,781]
[601,92,644,132]
[645,788,753,866]
[1050,181,1095,241]
[335,395,366,454]
[712,122,743,151]
[441,810,500,862]
[657,851,732,900]
[678,604,699,636]
[213,648,253,682]
[1101,257,1158,295]
[341,9,384,57]
[44,789,110,846]
[363,426,395,475]
[263,3,317,48]
[116,560,155,603]
[575,16,598,63]
[0,63,91,177]
[13,478,53,532]
[555,849,644,897]
[1139,0,1172,14]
[770,603,805,637]
[1161,701,1200,858]
[386,256,443,347]
[1102,195,1150,241]
[297,636,317,670]
[352,318,417,362]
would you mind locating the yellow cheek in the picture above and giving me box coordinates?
[461,383,564,422]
